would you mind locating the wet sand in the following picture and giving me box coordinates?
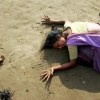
[0,0,100,100]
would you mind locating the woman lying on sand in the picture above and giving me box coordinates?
[40,16,100,81]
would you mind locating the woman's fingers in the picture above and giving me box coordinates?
[46,15,50,20]
[43,15,48,21]
[44,15,47,19]
[41,15,50,24]
[40,70,48,78]
[42,17,47,20]
[43,15,50,21]
[40,72,47,77]
[46,74,51,81]
[41,21,46,23]
[44,15,49,19]
[42,17,47,21]
[42,74,49,81]
[40,68,54,82]
[41,70,48,73]
[41,19,48,24]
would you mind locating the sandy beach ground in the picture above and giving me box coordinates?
[0,0,100,100]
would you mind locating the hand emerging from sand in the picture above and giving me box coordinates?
[41,15,51,24]
[40,67,54,81]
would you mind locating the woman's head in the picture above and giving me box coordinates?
[52,34,66,48]
[43,26,66,49]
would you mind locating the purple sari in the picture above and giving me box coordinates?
[67,33,100,72]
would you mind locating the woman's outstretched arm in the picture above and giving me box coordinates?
[41,15,65,25]
[40,59,77,81]
[52,59,77,70]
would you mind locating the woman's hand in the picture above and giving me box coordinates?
[41,15,51,24]
[40,67,54,82]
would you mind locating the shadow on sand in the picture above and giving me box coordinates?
[43,48,100,93]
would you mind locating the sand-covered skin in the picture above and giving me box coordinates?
[0,0,100,100]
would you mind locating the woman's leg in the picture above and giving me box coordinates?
[86,22,100,33]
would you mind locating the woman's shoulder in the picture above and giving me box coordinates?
[64,21,72,29]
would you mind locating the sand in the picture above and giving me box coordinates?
[0,0,100,100]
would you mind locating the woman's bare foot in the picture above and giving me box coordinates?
[0,55,5,64]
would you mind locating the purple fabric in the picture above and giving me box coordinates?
[67,33,100,47]
[66,33,100,72]
[78,45,94,64]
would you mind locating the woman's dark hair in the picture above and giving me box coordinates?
[43,26,62,49]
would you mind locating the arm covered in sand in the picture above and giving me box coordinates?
[41,15,66,25]
[40,59,77,81]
